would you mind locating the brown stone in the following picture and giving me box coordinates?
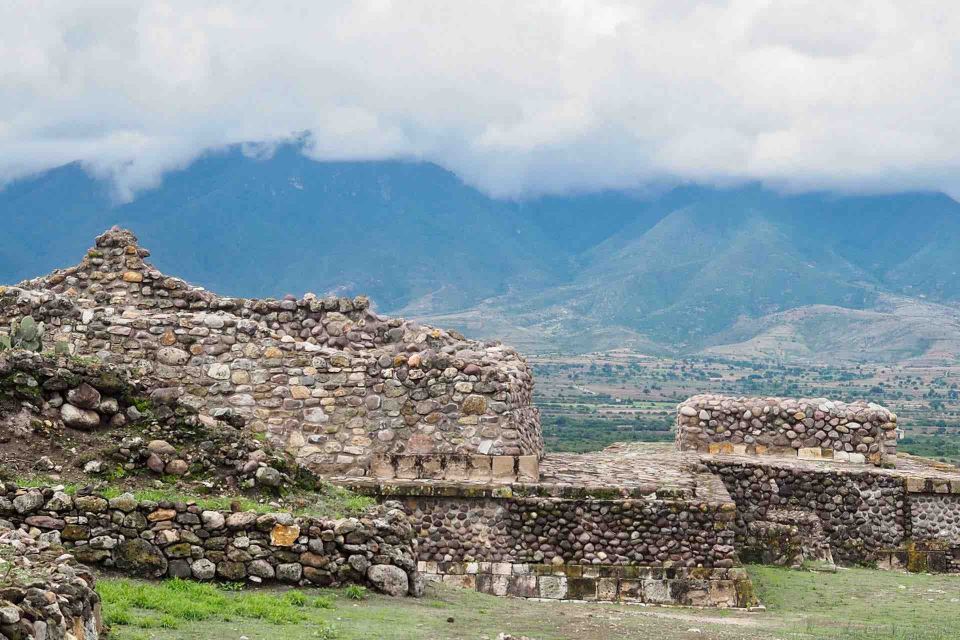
[270,524,301,547]
[462,395,487,415]
[122,271,143,283]
[147,508,177,522]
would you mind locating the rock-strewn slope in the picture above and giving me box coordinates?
[0,350,294,492]
[0,227,542,477]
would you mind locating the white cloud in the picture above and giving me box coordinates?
[2,0,960,198]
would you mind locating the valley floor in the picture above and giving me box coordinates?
[100,564,960,640]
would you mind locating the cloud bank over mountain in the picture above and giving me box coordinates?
[4,1,960,199]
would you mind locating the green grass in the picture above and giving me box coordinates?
[99,578,337,637]
[749,564,960,639]
[105,483,374,518]
[98,566,960,640]
[6,479,374,519]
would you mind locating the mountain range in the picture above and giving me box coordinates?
[3,144,960,363]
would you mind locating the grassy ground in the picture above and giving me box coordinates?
[97,565,960,640]
[8,475,374,519]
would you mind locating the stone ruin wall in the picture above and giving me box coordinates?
[341,478,756,607]
[0,525,103,640]
[0,484,420,597]
[0,228,542,478]
[678,394,898,466]
[705,459,906,566]
[706,456,960,572]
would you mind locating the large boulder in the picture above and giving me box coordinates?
[367,564,409,597]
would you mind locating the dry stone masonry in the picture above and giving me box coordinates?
[0,526,103,640]
[1,228,541,478]
[0,485,419,597]
[677,394,898,465]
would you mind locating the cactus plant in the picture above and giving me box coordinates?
[9,315,44,352]
[0,334,9,352]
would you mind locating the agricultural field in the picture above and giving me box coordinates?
[532,352,960,464]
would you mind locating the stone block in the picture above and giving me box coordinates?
[517,455,539,482]
[905,477,927,493]
[567,578,597,600]
[619,579,643,601]
[420,456,443,479]
[468,456,492,482]
[707,580,738,608]
[487,574,511,596]
[642,579,671,604]
[833,450,850,462]
[441,574,476,590]
[396,457,418,479]
[444,457,469,481]
[581,566,600,578]
[798,447,821,460]
[538,576,567,599]
[848,453,866,464]
[507,575,538,598]
[731,444,747,455]
[597,578,619,601]
[491,456,515,480]
[492,562,512,575]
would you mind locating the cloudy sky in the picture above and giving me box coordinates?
[3,0,960,199]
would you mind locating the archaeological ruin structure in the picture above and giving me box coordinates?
[1,227,960,609]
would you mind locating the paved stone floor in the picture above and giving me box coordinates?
[538,443,700,498]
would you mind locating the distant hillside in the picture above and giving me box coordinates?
[3,144,960,362]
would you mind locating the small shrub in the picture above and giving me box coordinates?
[313,596,334,609]
[344,585,367,601]
[284,590,307,607]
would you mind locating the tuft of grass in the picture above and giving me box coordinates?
[344,585,367,601]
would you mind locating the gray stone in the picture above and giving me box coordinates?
[60,403,101,430]
[157,347,190,366]
[276,563,303,582]
[13,490,44,514]
[248,559,275,579]
[255,466,282,487]
[367,564,409,597]
[201,511,225,529]
[191,559,217,580]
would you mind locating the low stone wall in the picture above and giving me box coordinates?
[0,527,103,640]
[420,561,756,608]
[0,484,420,597]
[678,395,898,465]
[344,478,747,606]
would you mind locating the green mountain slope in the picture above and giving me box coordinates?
[3,146,960,361]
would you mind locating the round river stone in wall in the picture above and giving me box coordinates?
[156,347,190,366]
